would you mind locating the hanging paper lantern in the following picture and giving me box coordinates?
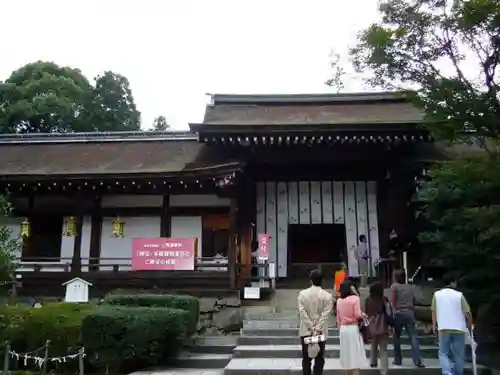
[62,217,77,237]
[112,216,125,238]
[20,218,30,238]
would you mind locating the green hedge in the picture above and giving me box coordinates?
[82,306,186,373]
[0,303,94,371]
[103,294,200,336]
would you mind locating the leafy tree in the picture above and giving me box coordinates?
[341,0,500,303]
[150,116,169,131]
[90,71,141,132]
[416,153,500,305]
[0,62,142,133]
[0,61,95,133]
[0,195,19,288]
[334,0,500,145]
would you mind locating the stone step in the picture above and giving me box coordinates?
[130,369,225,375]
[175,352,232,368]
[233,344,438,359]
[223,358,489,375]
[243,321,299,329]
[237,335,437,346]
[241,328,429,336]
[186,336,237,354]
[187,343,236,354]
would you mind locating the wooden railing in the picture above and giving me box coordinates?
[16,257,229,273]
[236,262,275,289]
[289,262,344,280]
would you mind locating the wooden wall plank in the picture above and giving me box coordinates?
[288,182,299,224]
[367,181,380,276]
[333,181,345,224]
[277,182,288,277]
[310,182,322,224]
[254,179,381,280]
[344,181,358,276]
[299,182,311,224]
[265,182,277,265]
[321,181,333,224]
[355,181,370,275]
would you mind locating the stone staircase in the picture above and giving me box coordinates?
[222,310,488,375]
[130,289,491,375]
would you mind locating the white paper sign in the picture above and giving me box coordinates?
[63,278,92,303]
[244,287,261,300]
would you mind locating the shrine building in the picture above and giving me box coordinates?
[0,92,434,295]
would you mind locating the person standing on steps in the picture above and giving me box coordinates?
[391,269,425,368]
[298,269,333,375]
[432,273,473,375]
[355,235,370,287]
[365,281,391,375]
[337,280,368,375]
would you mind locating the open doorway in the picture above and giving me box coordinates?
[288,224,346,283]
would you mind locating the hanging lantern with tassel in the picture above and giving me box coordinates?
[62,217,77,237]
[20,218,30,238]
[112,216,125,238]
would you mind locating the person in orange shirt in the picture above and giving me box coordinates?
[334,264,347,298]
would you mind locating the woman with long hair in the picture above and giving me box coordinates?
[365,281,390,375]
[336,280,367,375]
[391,269,425,367]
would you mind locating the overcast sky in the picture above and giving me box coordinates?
[2,0,380,129]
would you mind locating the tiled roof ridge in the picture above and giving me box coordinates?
[0,130,197,144]
[210,91,407,105]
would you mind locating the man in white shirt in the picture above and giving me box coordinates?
[431,274,473,375]
[298,269,333,375]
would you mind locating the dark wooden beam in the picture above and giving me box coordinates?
[228,197,238,289]
[89,197,102,269]
[169,206,229,216]
[71,215,84,274]
[160,194,171,237]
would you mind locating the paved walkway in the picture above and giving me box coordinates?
[130,370,223,375]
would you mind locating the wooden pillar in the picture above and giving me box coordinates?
[70,215,84,274]
[228,196,238,289]
[89,197,102,271]
[160,194,171,237]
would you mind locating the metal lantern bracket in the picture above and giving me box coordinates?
[112,216,125,238]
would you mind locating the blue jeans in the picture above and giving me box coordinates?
[393,311,422,365]
[438,332,466,375]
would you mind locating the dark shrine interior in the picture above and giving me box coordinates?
[288,224,346,264]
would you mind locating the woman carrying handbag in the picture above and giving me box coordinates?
[365,282,393,375]
[336,280,368,375]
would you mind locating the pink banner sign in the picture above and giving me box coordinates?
[132,238,196,271]
[257,234,270,260]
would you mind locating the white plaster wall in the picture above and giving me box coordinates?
[170,194,230,207]
[100,216,161,270]
[61,216,75,262]
[81,216,92,271]
[101,195,163,208]
[170,216,202,257]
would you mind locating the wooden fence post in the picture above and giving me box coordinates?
[41,340,50,375]
[3,341,10,375]
[78,348,84,375]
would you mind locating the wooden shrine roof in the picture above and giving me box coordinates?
[200,92,424,126]
[0,131,241,178]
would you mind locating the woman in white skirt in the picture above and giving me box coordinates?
[336,280,368,375]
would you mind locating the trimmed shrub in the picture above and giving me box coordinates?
[0,303,94,371]
[82,306,186,373]
[103,294,199,336]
